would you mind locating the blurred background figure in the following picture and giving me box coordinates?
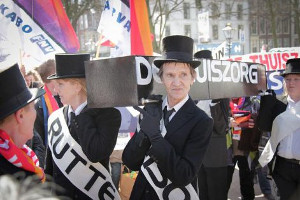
[34,59,62,148]
[0,174,67,200]
[194,50,230,200]
[25,69,42,88]
[227,96,261,200]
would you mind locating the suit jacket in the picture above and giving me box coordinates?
[122,97,213,200]
[45,106,121,200]
[202,99,230,168]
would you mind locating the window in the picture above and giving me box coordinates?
[238,25,244,40]
[294,23,298,34]
[276,18,282,34]
[260,18,265,34]
[251,18,257,34]
[266,21,271,35]
[165,25,170,36]
[237,4,243,20]
[84,14,88,29]
[283,38,290,47]
[283,19,290,34]
[211,3,218,18]
[295,38,299,46]
[225,4,231,20]
[184,25,191,37]
[277,38,282,47]
[252,47,257,53]
[79,16,84,30]
[268,39,273,49]
[184,3,190,19]
[212,25,218,40]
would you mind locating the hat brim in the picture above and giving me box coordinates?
[47,73,85,80]
[153,59,201,69]
[280,71,300,77]
[0,88,45,120]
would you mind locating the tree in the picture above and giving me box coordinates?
[62,0,104,30]
[146,0,188,53]
[290,0,300,45]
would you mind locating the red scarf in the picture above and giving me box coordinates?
[230,97,251,136]
[0,129,45,182]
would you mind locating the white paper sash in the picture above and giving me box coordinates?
[259,107,300,167]
[137,115,199,200]
[48,108,120,200]
[141,156,199,200]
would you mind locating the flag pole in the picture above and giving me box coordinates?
[95,33,103,59]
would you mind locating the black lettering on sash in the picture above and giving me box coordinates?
[49,117,62,145]
[84,165,106,191]
[162,184,190,200]
[98,182,116,200]
[53,134,70,159]
[65,149,87,174]
[143,158,168,188]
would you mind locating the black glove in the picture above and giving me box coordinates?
[134,95,163,142]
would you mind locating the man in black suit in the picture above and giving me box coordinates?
[123,35,213,200]
[0,63,45,180]
[194,50,230,200]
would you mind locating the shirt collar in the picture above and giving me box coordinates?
[68,101,87,116]
[287,95,300,110]
[162,95,189,112]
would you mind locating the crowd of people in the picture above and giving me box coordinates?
[0,35,299,200]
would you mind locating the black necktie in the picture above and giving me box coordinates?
[69,112,80,141]
[163,107,174,126]
[69,112,76,130]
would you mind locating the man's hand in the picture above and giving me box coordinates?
[134,95,163,142]
[239,118,255,128]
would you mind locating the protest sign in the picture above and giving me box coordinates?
[85,56,266,108]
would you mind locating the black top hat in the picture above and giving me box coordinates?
[47,53,90,80]
[281,58,300,77]
[194,50,213,59]
[0,63,45,120]
[153,35,200,68]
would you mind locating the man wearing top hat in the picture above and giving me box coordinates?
[0,63,45,181]
[194,50,230,200]
[45,53,121,199]
[123,35,213,200]
[259,58,300,200]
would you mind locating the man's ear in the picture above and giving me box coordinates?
[14,108,25,124]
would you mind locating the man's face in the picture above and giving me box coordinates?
[161,62,195,106]
[284,74,300,101]
[25,75,33,87]
[20,102,36,146]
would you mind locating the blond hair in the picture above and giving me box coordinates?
[66,78,87,96]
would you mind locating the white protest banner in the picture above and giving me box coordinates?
[0,0,79,69]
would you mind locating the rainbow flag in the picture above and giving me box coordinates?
[0,0,79,68]
[97,0,153,56]
[130,0,153,55]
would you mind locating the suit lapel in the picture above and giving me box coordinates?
[164,98,195,139]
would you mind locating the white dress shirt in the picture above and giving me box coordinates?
[67,101,87,125]
[162,95,189,122]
